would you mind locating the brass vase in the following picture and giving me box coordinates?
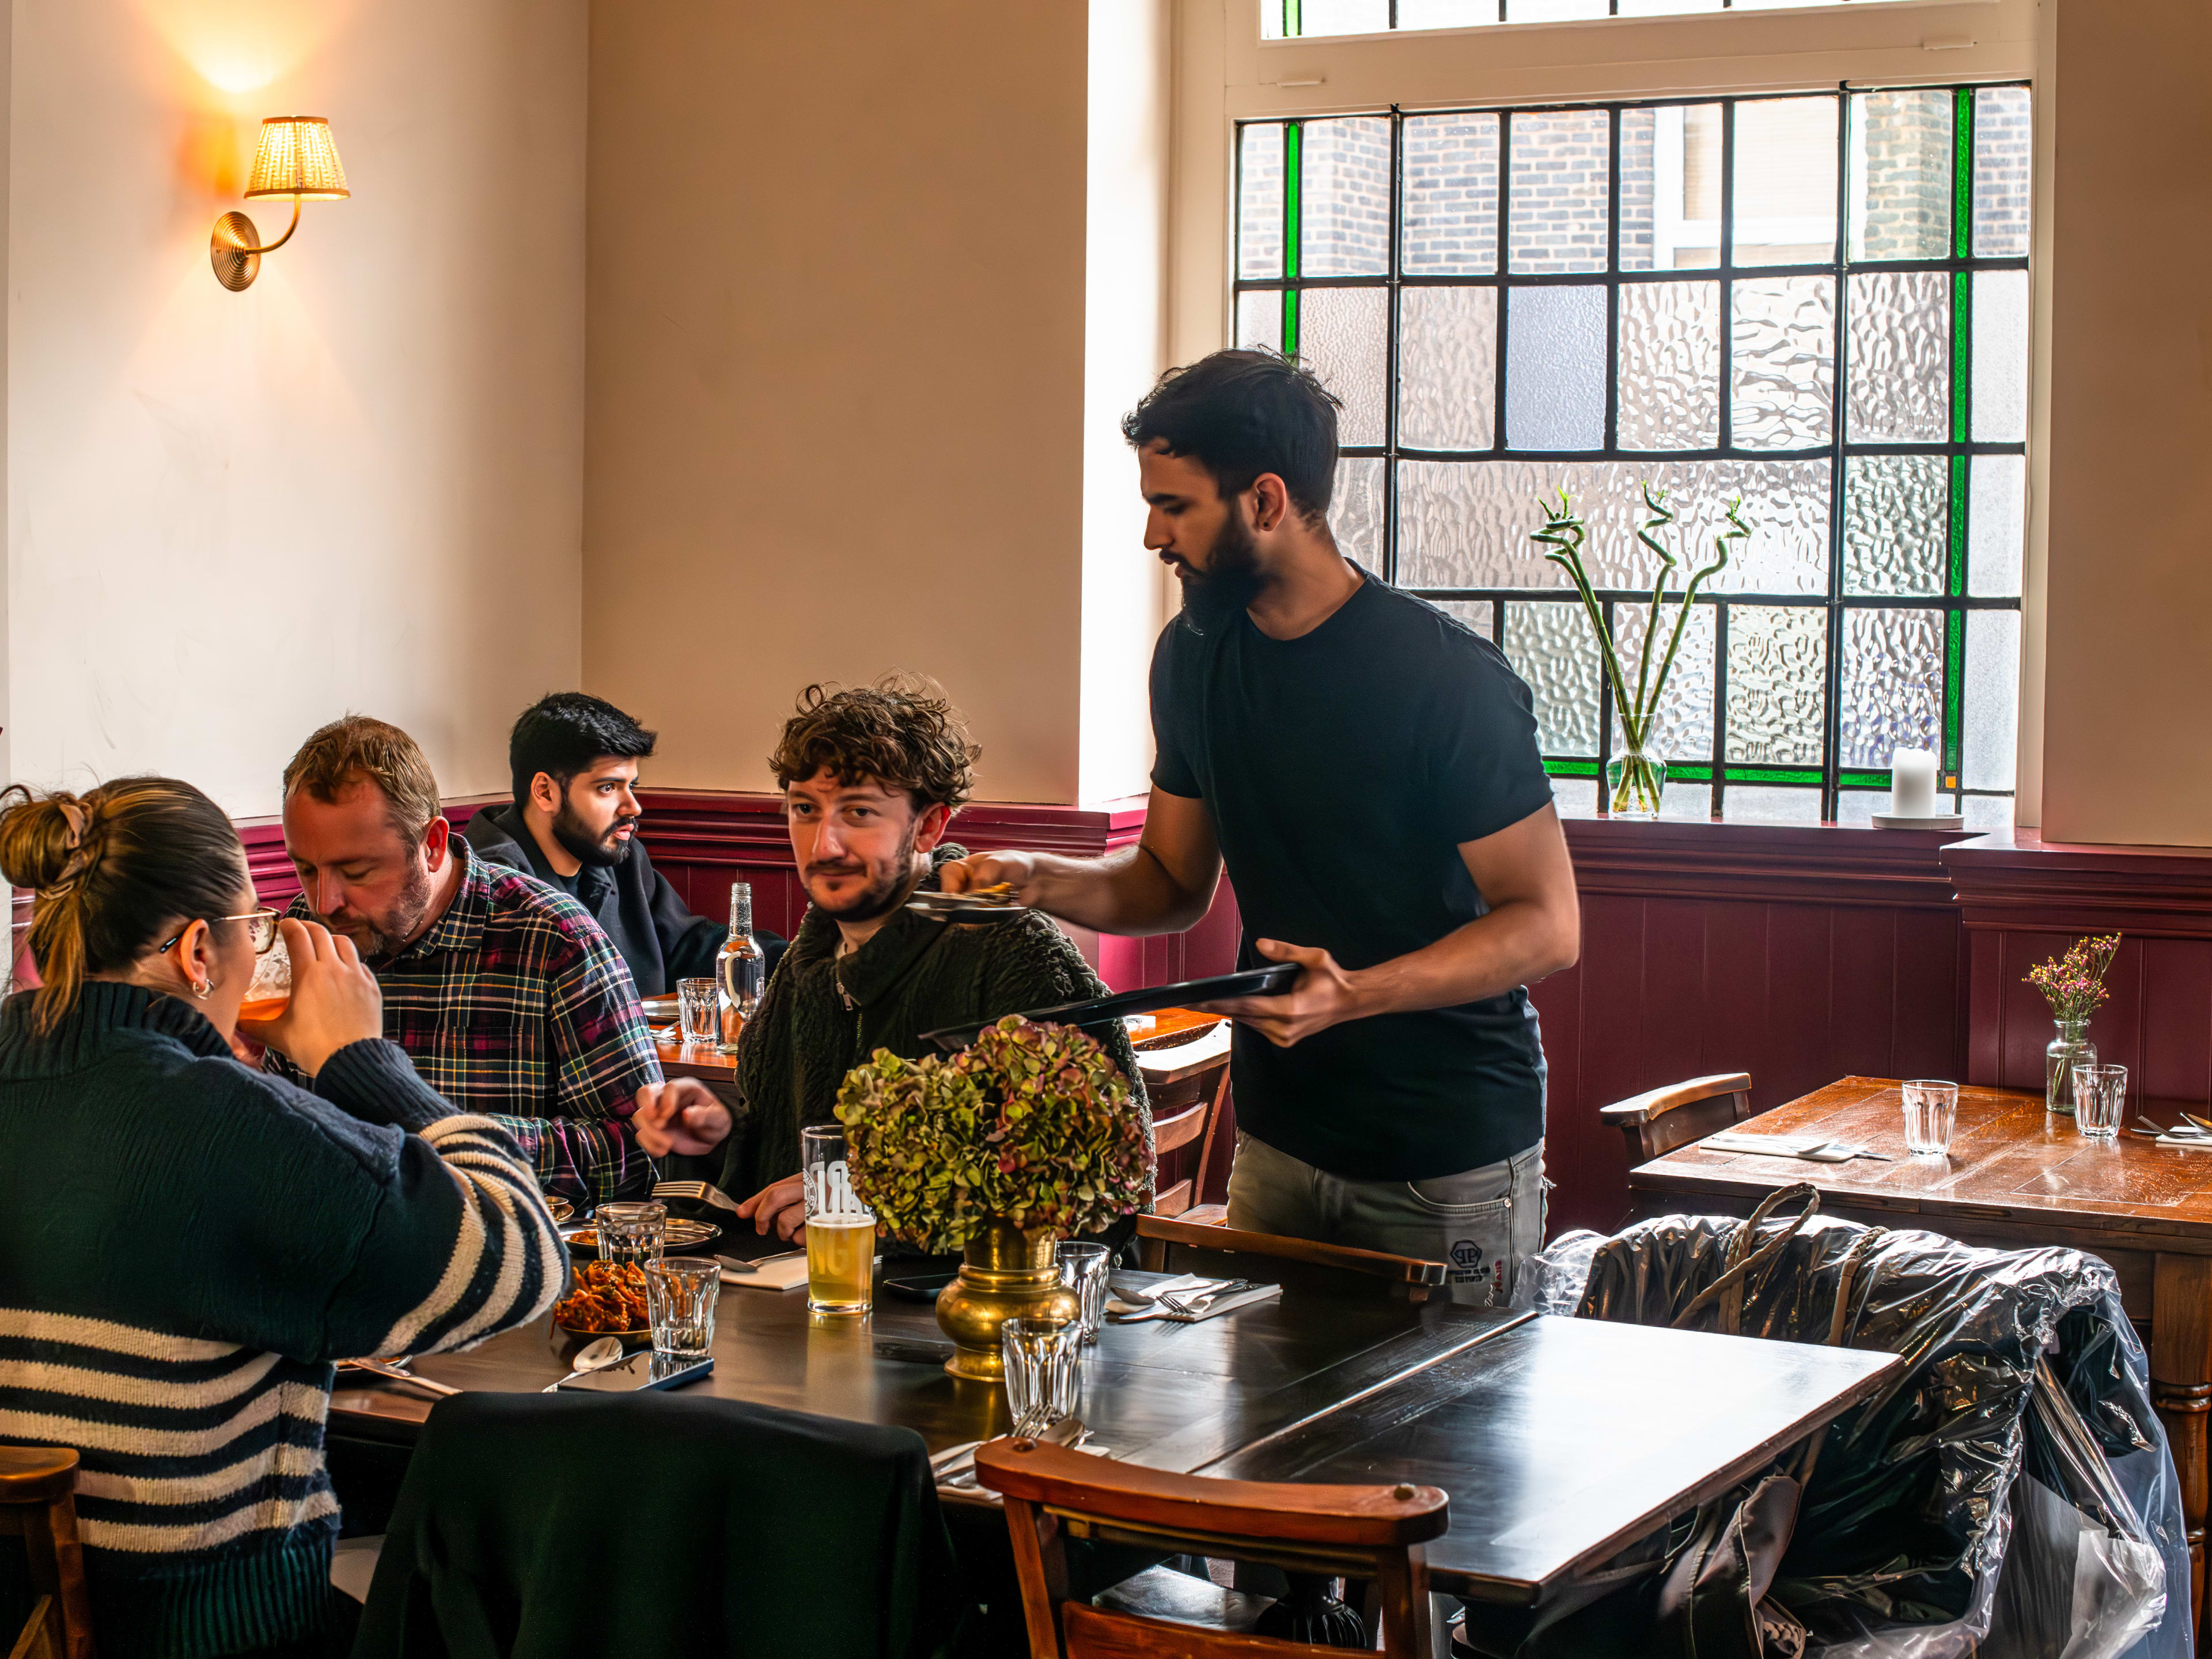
[934,1219,1079,1381]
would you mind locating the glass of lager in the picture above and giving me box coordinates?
[802,1126,874,1315]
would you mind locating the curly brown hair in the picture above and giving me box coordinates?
[767,678,978,813]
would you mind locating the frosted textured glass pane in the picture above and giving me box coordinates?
[1505,602,1600,756]
[1971,270,2029,443]
[1846,271,1951,443]
[1726,605,1827,765]
[1658,782,1715,820]
[1238,125,1285,279]
[1732,276,1834,451]
[1396,458,1829,594]
[1397,0,1501,24]
[1835,791,1878,828]
[1843,456,1946,597]
[1403,115,1498,275]
[1615,0,1722,14]
[1968,454,2026,597]
[1399,287,1497,451]
[1235,290,1282,354]
[1329,457,1385,571]
[1618,282,1719,451]
[1623,105,1722,272]
[1298,287,1388,446]
[1505,0,1608,17]
[1724,787,1821,824]
[1964,610,2021,791]
[1839,608,1942,769]
[1609,602,1716,760]
[1301,118,1392,277]
[1435,599,1495,639]
[1963,793,2013,830]
[1289,0,1390,36]
[1505,286,1605,451]
[1974,87,2033,259]
[1508,111,1609,275]
[1732,99,1838,267]
[1550,775,1597,815]
[1847,90,1952,262]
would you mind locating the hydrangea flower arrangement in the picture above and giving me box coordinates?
[834,1016,1149,1254]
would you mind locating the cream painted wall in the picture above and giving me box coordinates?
[584,1,1096,805]
[6,0,586,818]
[2038,0,2212,847]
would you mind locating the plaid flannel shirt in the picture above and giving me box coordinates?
[278,840,663,1205]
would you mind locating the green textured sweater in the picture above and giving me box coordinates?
[718,850,1152,1206]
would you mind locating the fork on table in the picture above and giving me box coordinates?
[652,1179,744,1216]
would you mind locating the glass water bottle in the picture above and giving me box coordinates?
[714,881,766,1054]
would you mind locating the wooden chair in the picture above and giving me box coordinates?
[1135,1216,1449,1304]
[978,1437,1448,1658]
[1599,1072,1755,1164]
[1,1447,94,1659]
[1136,1028,1233,1220]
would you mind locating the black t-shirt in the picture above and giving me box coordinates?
[1150,575,1556,1181]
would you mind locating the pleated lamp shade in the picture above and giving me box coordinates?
[244,117,349,200]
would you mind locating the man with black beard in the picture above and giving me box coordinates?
[626,680,1150,1241]
[465,692,786,998]
[943,350,1581,1306]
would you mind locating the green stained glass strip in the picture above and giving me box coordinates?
[1952,88,1973,261]
[1546,758,1600,778]
[1950,271,1970,442]
[1285,123,1302,279]
[1947,454,1967,595]
[1839,769,1888,789]
[1725,767,1823,785]
[1286,0,1301,37]
[1668,764,1714,782]
[1942,609,1963,783]
[1283,289,1300,359]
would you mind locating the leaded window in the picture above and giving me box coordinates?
[1264,1,1930,37]
[1233,86,2030,824]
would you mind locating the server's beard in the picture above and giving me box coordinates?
[1173,509,1266,637]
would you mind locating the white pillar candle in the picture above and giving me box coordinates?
[1889,748,1939,818]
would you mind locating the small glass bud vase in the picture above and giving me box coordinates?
[1605,748,1666,821]
[2046,1018,2096,1118]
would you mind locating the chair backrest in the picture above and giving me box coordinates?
[977,1438,1446,1658]
[0,1447,94,1659]
[1599,1071,1755,1164]
[1134,1217,1448,1303]
[1137,1027,1234,1219]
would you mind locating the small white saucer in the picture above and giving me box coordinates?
[1871,812,1965,830]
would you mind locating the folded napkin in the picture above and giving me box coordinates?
[1701,1131,1886,1163]
[1111,1283,1282,1324]
[2155,1135,2212,1152]
[717,1254,810,1291]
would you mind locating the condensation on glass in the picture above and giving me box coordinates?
[1231,83,2028,823]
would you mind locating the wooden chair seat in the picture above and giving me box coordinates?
[1092,1565,1272,1631]
[1135,1216,1448,1304]
[0,1446,94,1659]
[978,1438,1447,1657]
[1599,1072,1755,1164]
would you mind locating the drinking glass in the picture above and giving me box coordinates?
[1901,1080,1959,1156]
[2074,1063,2127,1140]
[676,978,719,1044]
[238,934,291,1024]
[596,1200,667,1268]
[1002,1318,1080,1437]
[802,1126,874,1315]
[643,1256,720,1357]
[1057,1242,1111,1344]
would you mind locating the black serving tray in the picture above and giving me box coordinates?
[919,963,1298,1052]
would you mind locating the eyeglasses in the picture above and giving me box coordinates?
[158,909,283,957]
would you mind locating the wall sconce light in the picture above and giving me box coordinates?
[210,116,349,291]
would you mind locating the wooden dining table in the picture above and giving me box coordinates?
[1629,1074,2212,1641]
[331,1269,1897,1616]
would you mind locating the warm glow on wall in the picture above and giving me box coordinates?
[131,0,359,96]
[210,116,349,291]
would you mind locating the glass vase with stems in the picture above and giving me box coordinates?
[1534,485,1751,823]
[2024,934,2121,1118]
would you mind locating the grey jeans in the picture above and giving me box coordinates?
[1225,1132,1547,1306]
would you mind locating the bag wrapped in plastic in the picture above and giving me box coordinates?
[1510,1228,1605,1315]
[1572,1205,2187,1659]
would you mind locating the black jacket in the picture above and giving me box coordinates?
[462,802,785,999]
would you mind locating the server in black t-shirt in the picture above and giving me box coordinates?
[942,350,1581,1305]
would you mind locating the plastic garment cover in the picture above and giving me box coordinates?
[1571,1211,2187,1659]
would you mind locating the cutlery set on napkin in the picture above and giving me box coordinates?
[2136,1113,2212,1150]
[1106,1273,1282,1324]
[1699,1131,1893,1164]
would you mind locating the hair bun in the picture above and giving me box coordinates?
[0,787,93,891]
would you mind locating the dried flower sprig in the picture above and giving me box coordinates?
[835,1016,1149,1253]
[2025,934,2121,1023]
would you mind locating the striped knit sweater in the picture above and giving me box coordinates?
[0,983,566,1657]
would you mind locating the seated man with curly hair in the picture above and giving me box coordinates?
[632,679,1151,1238]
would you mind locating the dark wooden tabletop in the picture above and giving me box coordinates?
[1207,1314,1899,1603]
[1633,1076,2212,1251]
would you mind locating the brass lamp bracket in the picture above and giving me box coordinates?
[210,198,303,293]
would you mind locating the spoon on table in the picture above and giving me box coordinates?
[541,1336,631,1392]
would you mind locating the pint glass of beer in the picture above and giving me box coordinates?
[802,1126,874,1315]
[236,933,291,1025]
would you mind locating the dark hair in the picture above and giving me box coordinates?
[0,778,250,1032]
[1120,349,1342,523]
[508,692,657,808]
[282,715,442,844]
[767,677,978,815]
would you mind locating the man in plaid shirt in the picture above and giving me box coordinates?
[264,715,721,1205]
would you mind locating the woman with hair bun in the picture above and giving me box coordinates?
[0,777,565,1658]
